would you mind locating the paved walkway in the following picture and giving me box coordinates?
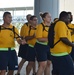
[13,45,52,75]
[13,57,52,75]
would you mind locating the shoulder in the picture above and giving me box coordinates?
[37,23,43,28]
[55,21,66,28]
[21,23,29,29]
[68,23,74,28]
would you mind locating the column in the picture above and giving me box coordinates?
[34,0,59,23]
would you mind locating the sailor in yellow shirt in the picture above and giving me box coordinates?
[0,12,26,75]
[16,14,32,75]
[50,11,74,75]
[35,12,51,75]
[25,16,38,75]
[67,12,74,61]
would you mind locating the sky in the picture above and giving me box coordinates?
[0,0,34,8]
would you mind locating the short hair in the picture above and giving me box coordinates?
[59,11,68,20]
[67,11,73,22]
[30,15,37,20]
[3,12,11,18]
[67,12,72,15]
[26,14,32,19]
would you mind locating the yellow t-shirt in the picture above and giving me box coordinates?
[0,24,19,48]
[68,23,74,42]
[20,23,29,37]
[36,23,49,39]
[25,25,38,46]
[50,21,72,54]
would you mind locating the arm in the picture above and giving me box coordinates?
[17,38,26,45]
[15,27,26,45]
[36,24,48,42]
[60,37,74,47]
[25,33,35,41]
[37,38,48,42]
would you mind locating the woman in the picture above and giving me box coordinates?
[35,12,51,75]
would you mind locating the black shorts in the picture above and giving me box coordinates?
[18,44,28,59]
[34,42,51,62]
[0,49,18,70]
[51,55,74,75]
[70,47,74,61]
[26,46,36,61]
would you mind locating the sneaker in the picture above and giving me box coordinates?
[33,73,36,75]
[15,73,20,75]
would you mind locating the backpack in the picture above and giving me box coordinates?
[0,26,21,39]
[28,26,37,35]
[25,22,28,26]
[48,21,60,48]
[41,23,49,32]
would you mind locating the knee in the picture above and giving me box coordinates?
[47,60,51,67]
[39,62,47,69]
[27,62,35,67]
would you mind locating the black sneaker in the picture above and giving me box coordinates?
[33,73,36,75]
[15,73,20,75]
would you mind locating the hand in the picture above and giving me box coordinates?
[21,39,27,45]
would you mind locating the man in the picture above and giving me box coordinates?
[50,11,74,75]
[16,14,32,75]
[67,12,74,61]
[0,12,26,75]
[25,15,38,75]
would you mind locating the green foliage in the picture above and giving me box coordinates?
[12,22,24,31]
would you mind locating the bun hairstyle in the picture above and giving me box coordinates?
[39,12,43,18]
[39,12,49,20]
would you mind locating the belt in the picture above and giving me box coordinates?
[0,47,14,51]
[51,52,68,56]
[29,44,34,48]
[36,40,48,45]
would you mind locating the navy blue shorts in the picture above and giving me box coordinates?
[51,55,74,75]
[18,44,28,59]
[70,47,74,61]
[26,46,36,62]
[34,43,51,62]
[0,49,18,70]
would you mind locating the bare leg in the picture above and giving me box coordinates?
[44,60,51,75]
[33,61,36,75]
[16,58,26,75]
[36,61,47,75]
[26,62,35,75]
[7,70,14,75]
[0,70,6,75]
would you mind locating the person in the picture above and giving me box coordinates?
[16,14,32,75]
[50,11,74,75]
[16,14,37,75]
[25,15,38,75]
[0,12,26,75]
[53,18,58,23]
[67,12,74,61]
[35,12,51,75]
